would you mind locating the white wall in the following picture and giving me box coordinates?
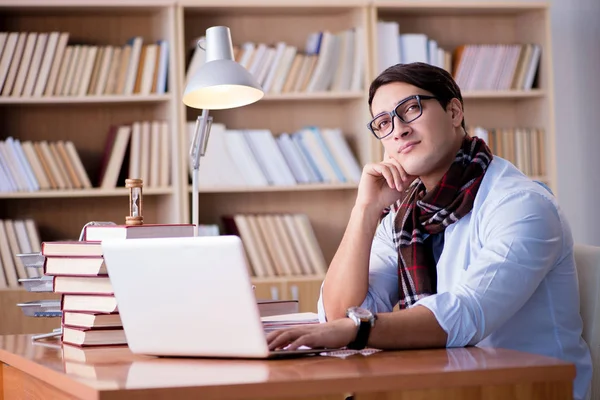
[549,0,600,246]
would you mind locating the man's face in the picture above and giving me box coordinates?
[370,82,461,178]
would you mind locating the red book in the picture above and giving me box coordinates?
[83,223,194,241]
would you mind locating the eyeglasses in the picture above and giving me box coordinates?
[367,94,437,140]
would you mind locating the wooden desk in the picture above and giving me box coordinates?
[0,334,575,400]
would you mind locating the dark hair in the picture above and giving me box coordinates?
[368,62,466,130]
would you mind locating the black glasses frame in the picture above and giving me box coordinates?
[367,94,438,140]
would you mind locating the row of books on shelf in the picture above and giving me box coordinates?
[0,138,91,193]
[376,21,453,75]
[223,213,327,279]
[376,21,541,91]
[99,120,171,189]
[189,123,362,188]
[187,27,365,95]
[474,126,546,178]
[0,119,170,193]
[0,32,168,98]
[0,219,41,289]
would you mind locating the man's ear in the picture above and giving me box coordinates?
[448,98,464,128]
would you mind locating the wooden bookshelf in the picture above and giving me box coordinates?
[0,0,556,329]
[370,1,556,190]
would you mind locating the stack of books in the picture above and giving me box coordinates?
[42,240,124,347]
[41,223,194,347]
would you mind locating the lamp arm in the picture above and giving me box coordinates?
[190,109,213,236]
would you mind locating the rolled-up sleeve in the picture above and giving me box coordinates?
[317,212,400,322]
[414,190,564,347]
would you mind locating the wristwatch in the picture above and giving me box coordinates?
[346,306,376,350]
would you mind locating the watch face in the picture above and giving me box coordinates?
[348,306,373,319]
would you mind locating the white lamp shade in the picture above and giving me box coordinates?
[182,26,264,110]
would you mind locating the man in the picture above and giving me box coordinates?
[267,62,592,400]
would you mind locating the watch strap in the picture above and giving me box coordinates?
[347,320,371,350]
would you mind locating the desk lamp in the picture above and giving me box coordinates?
[182,26,263,236]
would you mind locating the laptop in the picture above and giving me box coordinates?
[101,235,333,359]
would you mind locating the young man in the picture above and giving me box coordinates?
[267,62,592,400]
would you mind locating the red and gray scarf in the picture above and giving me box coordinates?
[390,135,493,309]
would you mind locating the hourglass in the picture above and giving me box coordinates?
[125,178,144,226]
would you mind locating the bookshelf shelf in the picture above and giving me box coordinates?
[0,187,174,199]
[262,91,364,101]
[189,183,359,194]
[0,94,173,105]
[373,1,547,14]
[462,90,546,99]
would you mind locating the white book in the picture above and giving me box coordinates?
[1,33,26,96]
[52,45,72,96]
[224,130,268,187]
[270,45,297,94]
[244,129,296,186]
[33,31,60,96]
[400,33,428,65]
[275,133,312,184]
[0,159,13,192]
[11,32,37,97]
[238,42,255,69]
[13,220,37,278]
[20,141,50,190]
[77,46,98,96]
[43,32,69,96]
[376,21,400,74]
[61,45,80,96]
[186,122,244,188]
[262,42,287,93]
[38,141,66,189]
[9,138,39,191]
[70,46,88,96]
[155,40,168,94]
[247,43,267,78]
[139,121,151,183]
[64,141,92,189]
[100,125,132,189]
[128,121,141,180]
[0,152,17,191]
[0,140,28,191]
[22,32,47,96]
[296,129,339,182]
[94,46,114,95]
[0,33,7,58]
[256,47,276,87]
[123,36,143,95]
[149,120,160,187]
[523,44,542,90]
[350,26,365,92]
[331,30,354,92]
[158,121,170,187]
[321,128,362,183]
[0,33,18,94]
[290,133,322,182]
[140,44,157,95]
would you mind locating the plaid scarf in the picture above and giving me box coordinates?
[391,135,493,309]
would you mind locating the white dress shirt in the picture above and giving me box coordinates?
[317,156,592,400]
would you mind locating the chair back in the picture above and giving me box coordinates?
[574,244,600,400]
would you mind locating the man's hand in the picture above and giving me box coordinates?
[355,155,417,212]
[267,318,357,351]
